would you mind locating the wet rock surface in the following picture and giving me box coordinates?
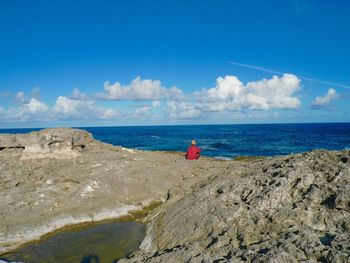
[120,150,350,263]
[0,128,229,254]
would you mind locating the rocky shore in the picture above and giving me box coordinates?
[120,150,350,262]
[1,128,349,262]
[0,128,229,255]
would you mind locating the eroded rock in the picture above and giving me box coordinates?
[0,128,93,160]
[2,128,349,262]
[0,128,230,254]
[120,150,350,263]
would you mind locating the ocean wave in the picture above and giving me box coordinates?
[150,135,160,139]
[201,145,219,151]
[210,142,232,150]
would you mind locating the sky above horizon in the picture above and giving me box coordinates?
[0,0,349,128]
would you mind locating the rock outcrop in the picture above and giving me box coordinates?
[0,128,230,254]
[2,128,350,262]
[120,150,350,262]
[0,128,93,160]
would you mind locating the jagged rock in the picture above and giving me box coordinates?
[0,128,229,255]
[2,128,349,262]
[119,150,350,263]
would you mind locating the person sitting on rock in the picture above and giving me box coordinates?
[186,140,202,160]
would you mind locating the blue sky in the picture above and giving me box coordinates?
[0,0,349,128]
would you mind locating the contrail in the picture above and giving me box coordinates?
[228,60,350,90]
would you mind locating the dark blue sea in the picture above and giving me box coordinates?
[1,123,350,159]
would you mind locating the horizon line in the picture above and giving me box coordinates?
[1,121,350,130]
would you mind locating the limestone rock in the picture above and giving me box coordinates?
[2,128,349,262]
[0,128,229,255]
[0,128,93,160]
[120,150,350,262]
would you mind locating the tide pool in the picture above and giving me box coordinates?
[1,221,144,263]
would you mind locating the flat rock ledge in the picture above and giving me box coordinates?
[119,149,350,263]
[0,128,229,255]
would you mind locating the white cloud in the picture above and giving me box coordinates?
[1,96,119,123]
[311,88,339,108]
[13,88,41,104]
[13,91,26,104]
[53,96,119,120]
[196,74,301,112]
[166,101,202,119]
[27,98,49,113]
[0,74,305,123]
[0,98,49,122]
[134,106,150,117]
[70,88,88,100]
[97,76,184,101]
[133,100,162,118]
[165,74,301,120]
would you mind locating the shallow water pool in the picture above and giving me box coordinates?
[2,221,144,263]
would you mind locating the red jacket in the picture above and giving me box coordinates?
[186,145,201,160]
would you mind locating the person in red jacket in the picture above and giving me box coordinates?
[186,140,202,160]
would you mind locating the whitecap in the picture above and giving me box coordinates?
[200,145,219,151]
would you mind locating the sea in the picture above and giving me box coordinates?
[1,123,350,159]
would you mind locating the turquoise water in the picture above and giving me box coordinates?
[2,123,349,158]
[1,221,144,263]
